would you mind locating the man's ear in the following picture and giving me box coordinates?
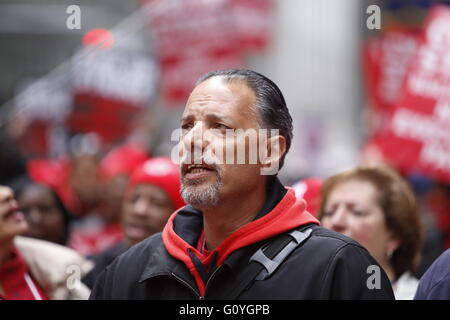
[260,135,286,175]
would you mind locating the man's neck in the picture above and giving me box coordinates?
[201,180,267,251]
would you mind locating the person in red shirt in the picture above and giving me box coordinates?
[0,185,45,300]
[0,185,92,300]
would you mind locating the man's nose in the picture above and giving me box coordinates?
[132,199,149,217]
[182,123,210,162]
[28,208,42,224]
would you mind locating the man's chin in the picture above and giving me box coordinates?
[181,183,209,195]
[181,184,221,208]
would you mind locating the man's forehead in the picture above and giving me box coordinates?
[181,112,235,124]
[183,76,255,116]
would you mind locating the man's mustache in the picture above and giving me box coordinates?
[180,152,219,168]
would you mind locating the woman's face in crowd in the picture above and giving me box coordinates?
[0,186,28,244]
[321,179,398,266]
[17,184,65,244]
[122,184,174,246]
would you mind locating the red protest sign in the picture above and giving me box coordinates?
[141,0,272,105]
[375,5,450,184]
[67,48,157,147]
[229,0,273,54]
[142,0,244,105]
[67,93,142,147]
[363,30,419,111]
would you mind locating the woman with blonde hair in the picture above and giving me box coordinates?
[319,165,423,299]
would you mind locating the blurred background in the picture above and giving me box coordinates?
[0,0,449,276]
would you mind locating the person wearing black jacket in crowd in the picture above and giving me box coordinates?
[415,249,450,300]
[90,69,394,300]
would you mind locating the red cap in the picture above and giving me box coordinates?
[26,157,80,214]
[292,178,323,216]
[128,157,185,210]
[99,144,149,181]
[27,158,69,189]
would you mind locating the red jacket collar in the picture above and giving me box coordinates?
[162,186,319,296]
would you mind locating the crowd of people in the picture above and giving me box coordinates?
[0,69,449,300]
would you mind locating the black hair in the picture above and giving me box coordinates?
[196,69,293,170]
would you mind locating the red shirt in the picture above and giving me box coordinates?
[0,248,48,300]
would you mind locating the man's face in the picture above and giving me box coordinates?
[122,184,174,246]
[0,186,28,245]
[179,77,265,208]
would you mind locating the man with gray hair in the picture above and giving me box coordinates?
[90,69,394,300]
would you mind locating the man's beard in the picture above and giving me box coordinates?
[181,170,223,208]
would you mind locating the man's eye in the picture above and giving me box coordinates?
[181,123,193,130]
[130,195,140,204]
[212,123,231,130]
[150,199,171,208]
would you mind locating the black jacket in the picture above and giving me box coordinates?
[90,178,394,300]
[83,242,128,289]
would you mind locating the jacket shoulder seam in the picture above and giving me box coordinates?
[317,242,362,298]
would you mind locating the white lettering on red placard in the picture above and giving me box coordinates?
[373,5,450,184]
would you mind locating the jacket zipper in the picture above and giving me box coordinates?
[170,272,204,300]
[203,265,224,297]
[171,265,225,300]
